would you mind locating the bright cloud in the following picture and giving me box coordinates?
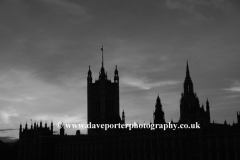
[223,81,240,92]
[121,76,180,90]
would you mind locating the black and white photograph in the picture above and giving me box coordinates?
[0,0,240,159]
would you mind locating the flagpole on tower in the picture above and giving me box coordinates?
[101,46,104,68]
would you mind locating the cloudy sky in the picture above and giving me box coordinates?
[0,0,240,142]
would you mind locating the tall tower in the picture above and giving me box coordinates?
[87,47,121,135]
[153,95,165,124]
[179,61,210,126]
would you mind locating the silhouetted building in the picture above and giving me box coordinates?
[179,61,210,126]
[87,47,121,135]
[18,121,55,160]
[18,50,240,160]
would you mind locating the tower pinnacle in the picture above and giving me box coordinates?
[184,61,194,94]
[186,60,190,79]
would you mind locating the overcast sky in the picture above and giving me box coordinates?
[0,0,240,142]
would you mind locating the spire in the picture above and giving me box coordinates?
[114,65,118,75]
[206,98,210,114]
[156,95,161,106]
[114,65,119,83]
[184,61,194,94]
[88,65,92,76]
[87,65,92,83]
[186,60,190,79]
[19,123,22,135]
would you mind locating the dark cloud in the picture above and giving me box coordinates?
[0,129,18,132]
[165,0,236,24]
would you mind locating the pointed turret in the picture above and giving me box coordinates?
[51,121,53,132]
[87,65,92,83]
[114,65,118,75]
[206,99,210,114]
[156,95,161,106]
[114,65,119,83]
[88,66,92,76]
[184,61,194,94]
[60,123,64,136]
[19,123,22,136]
[122,109,125,124]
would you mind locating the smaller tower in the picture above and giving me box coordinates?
[87,66,92,84]
[153,95,165,124]
[206,99,210,115]
[19,124,22,136]
[60,123,64,136]
[51,121,53,133]
[224,120,227,125]
[25,122,28,129]
[114,65,119,83]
